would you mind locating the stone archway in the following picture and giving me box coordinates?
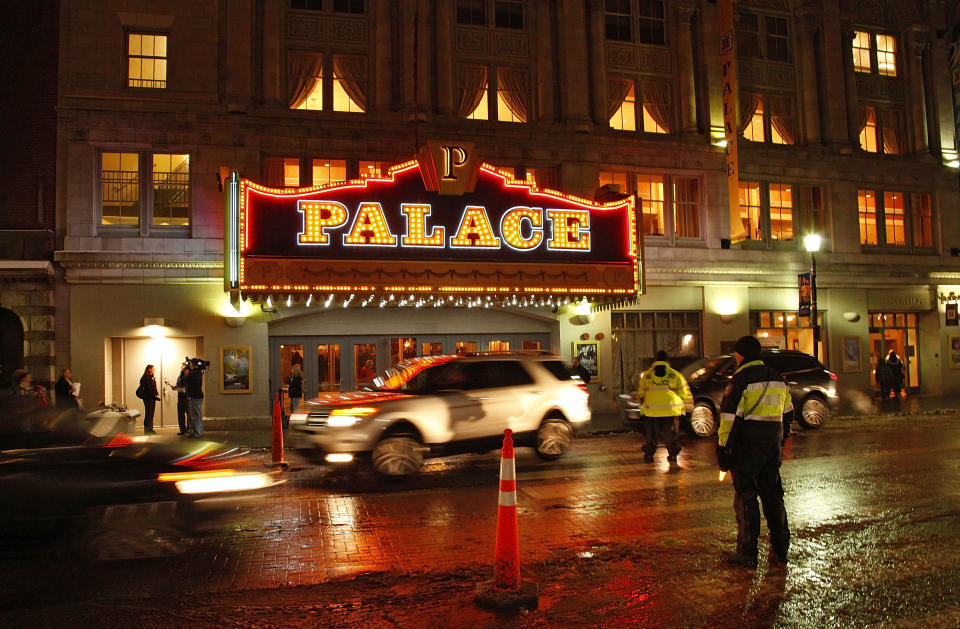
[0,307,24,389]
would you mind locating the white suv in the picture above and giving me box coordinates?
[288,353,591,476]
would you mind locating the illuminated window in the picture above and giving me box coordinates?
[604,0,664,45]
[737,12,789,61]
[858,189,878,245]
[312,159,347,186]
[359,161,388,177]
[283,158,300,187]
[859,107,878,152]
[858,188,932,249]
[883,192,906,246]
[598,170,699,242]
[101,153,140,226]
[609,79,671,134]
[289,52,366,113]
[742,93,795,145]
[853,31,871,72]
[152,154,190,227]
[459,65,527,123]
[852,30,897,77]
[858,106,903,154]
[768,183,793,241]
[739,181,762,241]
[101,151,190,230]
[127,33,167,89]
[636,175,665,236]
[739,181,803,244]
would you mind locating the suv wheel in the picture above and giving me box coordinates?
[536,418,573,460]
[688,401,717,437]
[798,396,827,429]
[372,435,424,476]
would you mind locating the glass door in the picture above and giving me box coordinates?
[868,312,919,391]
[317,343,341,393]
[279,343,303,415]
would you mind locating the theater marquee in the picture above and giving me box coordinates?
[224,144,640,305]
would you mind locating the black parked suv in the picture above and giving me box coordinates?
[678,350,839,437]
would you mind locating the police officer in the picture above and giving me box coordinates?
[636,350,693,464]
[717,335,793,569]
[167,362,190,435]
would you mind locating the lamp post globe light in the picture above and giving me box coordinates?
[804,234,822,360]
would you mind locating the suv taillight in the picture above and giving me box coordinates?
[577,383,589,395]
[829,372,838,381]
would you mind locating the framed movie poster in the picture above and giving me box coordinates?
[841,337,861,373]
[220,346,252,393]
[950,336,960,370]
[573,341,600,382]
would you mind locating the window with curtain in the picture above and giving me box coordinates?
[673,178,700,238]
[852,30,897,77]
[496,67,528,123]
[597,170,699,242]
[100,151,190,231]
[798,185,827,237]
[736,12,789,61]
[858,189,931,249]
[289,52,366,112]
[858,105,903,154]
[312,159,348,186]
[910,193,933,248]
[459,65,527,123]
[741,93,795,145]
[264,157,347,188]
[608,78,671,133]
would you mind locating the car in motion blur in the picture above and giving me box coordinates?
[1,414,284,561]
[289,352,591,477]
[618,349,838,438]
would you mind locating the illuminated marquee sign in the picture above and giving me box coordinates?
[227,148,639,300]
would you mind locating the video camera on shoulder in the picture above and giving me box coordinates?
[188,357,211,370]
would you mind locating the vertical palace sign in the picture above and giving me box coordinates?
[225,143,640,304]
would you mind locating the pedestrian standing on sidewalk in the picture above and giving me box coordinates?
[885,350,905,402]
[54,368,79,411]
[167,362,190,435]
[186,358,205,438]
[137,365,160,434]
[716,335,793,570]
[875,354,893,403]
[636,350,692,464]
[288,364,303,414]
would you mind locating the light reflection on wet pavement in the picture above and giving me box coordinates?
[1,411,959,627]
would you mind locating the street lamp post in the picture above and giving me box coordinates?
[804,234,822,360]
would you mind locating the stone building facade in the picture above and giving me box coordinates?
[46,0,960,424]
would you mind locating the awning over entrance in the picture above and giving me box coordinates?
[225,143,641,309]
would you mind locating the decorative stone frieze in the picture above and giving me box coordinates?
[287,14,367,44]
[604,44,670,73]
[739,60,796,89]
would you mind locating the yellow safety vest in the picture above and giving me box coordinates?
[636,361,693,417]
[718,360,794,445]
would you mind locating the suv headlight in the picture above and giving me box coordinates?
[328,406,379,427]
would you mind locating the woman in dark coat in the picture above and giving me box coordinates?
[139,364,160,434]
[54,368,78,410]
[885,351,905,399]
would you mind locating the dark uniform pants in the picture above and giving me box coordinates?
[641,414,680,458]
[176,394,188,433]
[731,431,790,559]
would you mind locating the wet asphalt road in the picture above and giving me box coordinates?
[1,411,959,628]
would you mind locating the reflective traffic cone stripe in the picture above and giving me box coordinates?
[271,393,286,466]
[493,429,521,590]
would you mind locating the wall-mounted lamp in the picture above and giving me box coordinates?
[224,316,247,328]
[719,313,735,324]
[843,312,860,322]
[947,160,960,169]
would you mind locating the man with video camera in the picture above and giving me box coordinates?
[186,357,207,438]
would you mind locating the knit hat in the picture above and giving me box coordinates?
[733,335,762,360]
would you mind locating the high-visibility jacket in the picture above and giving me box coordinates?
[636,361,693,417]
[718,359,794,446]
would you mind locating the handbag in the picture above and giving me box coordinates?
[135,384,146,400]
[716,381,768,471]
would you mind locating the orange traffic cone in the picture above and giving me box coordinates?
[475,429,539,610]
[271,393,287,468]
